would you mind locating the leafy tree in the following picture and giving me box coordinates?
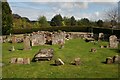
[70,16,76,26]
[63,17,71,26]
[50,14,63,26]
[96,20,104,27]
[2,1,13,34]
[38,16,50,27]
[79,18,90,27]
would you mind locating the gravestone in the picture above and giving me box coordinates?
[90,48,97,52]
[55,58,64,66]
[31,33,46,46]
[23,36,31,50]
[106,57,113,64]
[12,36,17,44]
[9,46,15,51]
[11,58,17,64]
[34,48,54,61]
[98,33,104,41]
[109,35,119,48]
[100,45,104,48]
[113,55,120,63]
[74,58,81,65]
[58,39,65,49]
[17,58,23,64]
[23,58,30,64]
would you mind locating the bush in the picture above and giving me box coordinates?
[12,27,91,34]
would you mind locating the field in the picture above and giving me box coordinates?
[2,38,119,78]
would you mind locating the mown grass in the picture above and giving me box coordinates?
[2,38,119,78]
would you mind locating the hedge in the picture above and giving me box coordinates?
[12,27,91,34]
[12,27,120,35]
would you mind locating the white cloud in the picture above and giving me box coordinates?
[7,0,119,2]
[95,11,99,17]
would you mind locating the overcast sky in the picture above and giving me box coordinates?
[7,0,119,21]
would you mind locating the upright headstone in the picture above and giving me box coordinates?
[23,36,31,50]
[113,55,120,63]
[10,46,15,51]
[109,35,119,48]
[23,58,30,64]
[17,58,23,64]
[12,36,17,44]
[98,33,104,41]
[74,58,81,65]
[11,58,17,64]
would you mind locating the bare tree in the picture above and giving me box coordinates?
[105,7,118,28]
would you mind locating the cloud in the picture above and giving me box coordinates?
[7,0,119,2]
[95,11,99,17]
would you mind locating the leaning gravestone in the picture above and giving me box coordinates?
[23,36,31,50]
[109,35,119,48]
[55,58,64,66]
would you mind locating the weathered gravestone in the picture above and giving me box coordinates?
[109,35,119,48]
[55,58,64,66]
[23,58,30,64]
[58,39,65,49]
[74,58,81,65]
[12,36,17,44]
[90,48,97,52]
[10,58,17,64]
[34,48,54,61]
[113,55,120,63]
[9,46,15,51]
[23,36,31,50]
[98,33,104,41]
[106,57,113,64]
[31,33,46,46]
[11,58,30,64]
[17,58,24,64]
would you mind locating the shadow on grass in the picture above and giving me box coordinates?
[18,48,23,50]
[109,48,120,53]
[101,61,107,64]
[50,64,57,66]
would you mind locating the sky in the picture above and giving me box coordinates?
[7,0,119,21]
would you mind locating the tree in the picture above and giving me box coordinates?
[50,14,63,27]
[80,18,90,27]
[105,7,118,27]
[70,16,76,26]
[2,1,13,34]
[63,17,71,26]
[38,16,50,27]
[96,20,104,27]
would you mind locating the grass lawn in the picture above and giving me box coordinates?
[2,38,119,78]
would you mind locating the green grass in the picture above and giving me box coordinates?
[2,39,119,78]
